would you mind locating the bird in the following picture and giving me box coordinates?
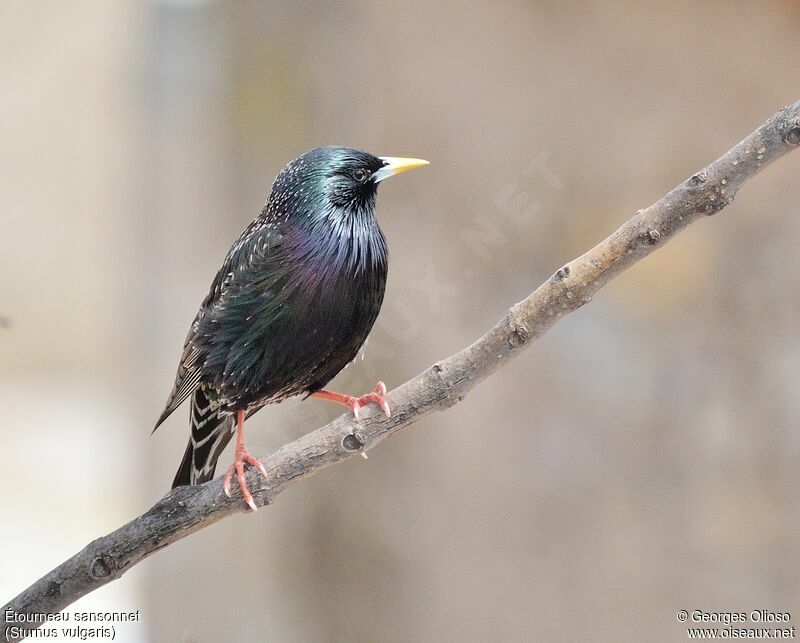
[153,147,428,511]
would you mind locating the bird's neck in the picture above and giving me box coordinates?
[280,204,388,286]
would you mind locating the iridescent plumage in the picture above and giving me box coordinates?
[154,147,427,499]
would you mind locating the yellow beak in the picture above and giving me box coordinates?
[373,156,430,183]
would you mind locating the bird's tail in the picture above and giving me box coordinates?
[172,387,235,488]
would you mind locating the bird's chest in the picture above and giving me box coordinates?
[292,221,387,329]
[208,223,387,407]
[290,253,387,359]
[255,255,386,400]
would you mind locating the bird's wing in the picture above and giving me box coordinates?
[152,316,206,431]
[153,219,284,431]
[194,222,297,393]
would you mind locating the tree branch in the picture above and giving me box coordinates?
[4,101,800,642]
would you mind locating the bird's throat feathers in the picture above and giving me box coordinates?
[291,201,388,282]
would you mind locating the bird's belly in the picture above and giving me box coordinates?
[211,272,385,410]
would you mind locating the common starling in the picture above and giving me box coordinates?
[154,147,428,510]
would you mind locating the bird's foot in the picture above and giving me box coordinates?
[223,443,267,512]
[313,381,391,421]
[349,381,391,421]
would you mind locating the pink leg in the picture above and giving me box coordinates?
[223,409,267,512]
[312,381,391,421]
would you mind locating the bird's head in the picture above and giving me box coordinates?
[270,147,428,220]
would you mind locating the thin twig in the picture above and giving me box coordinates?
[4,101,800,643]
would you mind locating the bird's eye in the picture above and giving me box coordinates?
[353,168,369,183]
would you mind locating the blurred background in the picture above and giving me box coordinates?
[2,1,800,641]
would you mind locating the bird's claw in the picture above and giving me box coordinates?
[349,381,391,421]
[223,447,267,512]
